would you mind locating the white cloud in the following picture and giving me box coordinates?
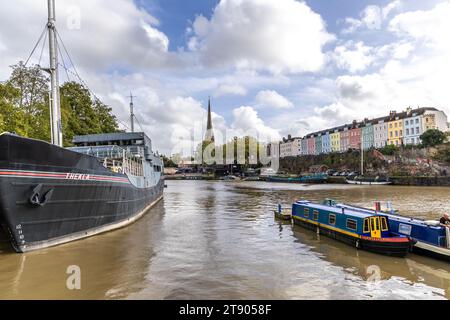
[382,0,402,19]
[362,5,383,30]
[188,0,334,74]
[342,1,402,34]
[231,106,281,141]
[255,90,294,109]
[333,41,375,73]
[389,2,450,51]
[213,83,247,97]
[0,0,177,79]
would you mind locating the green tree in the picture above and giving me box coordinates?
[420,129,446,148]
[0,82,25,134]
[93,100,120,133]
[2,63,121,146]
[162,155,177,168]
[379,144,399,156]
[7,62,51,141]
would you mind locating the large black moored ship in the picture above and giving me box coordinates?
[0,0,164,253]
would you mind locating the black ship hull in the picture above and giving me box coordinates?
[0,134,163,253]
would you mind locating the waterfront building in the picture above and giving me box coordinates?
[279,136,302,157]
[373,117,389,148]
[349,121,362,150]
[422,108,449,133]
[340,127,350,152]
[306,135,316,155]
[276,107,449,159]
[315,134,323,155]
[301,138,308,156]
[362,120,375,150]
[321,131,332,154]
[388,111,404,146]
[403,107,423,145]
[330,129,341,153]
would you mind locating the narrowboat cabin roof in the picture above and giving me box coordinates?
[334,203,444,230]
[295,200,387,219]
[73,132,152,149]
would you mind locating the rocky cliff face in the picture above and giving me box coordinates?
[279,144,450,177]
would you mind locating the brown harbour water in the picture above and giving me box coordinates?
[1,180,450,300]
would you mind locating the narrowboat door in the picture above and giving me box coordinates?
[370,217,381,238]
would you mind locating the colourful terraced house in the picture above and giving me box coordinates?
[388,112,404,147]
[330,129,341,153]
[361,121,375,150]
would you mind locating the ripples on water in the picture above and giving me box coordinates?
[1,181,450,300]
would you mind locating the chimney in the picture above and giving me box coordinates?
[389,110,396,120]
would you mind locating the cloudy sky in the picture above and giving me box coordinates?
[0,0,449,155]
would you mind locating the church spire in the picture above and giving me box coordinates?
[205,97,215,142]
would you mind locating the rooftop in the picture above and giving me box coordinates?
[73,132,150,144]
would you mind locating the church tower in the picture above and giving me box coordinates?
[204,97,215,143]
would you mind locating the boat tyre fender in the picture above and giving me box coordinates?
[356,239,361,249]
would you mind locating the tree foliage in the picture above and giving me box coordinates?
[379,144,399,156]
[420,129,446,148]
[0,62,120,146]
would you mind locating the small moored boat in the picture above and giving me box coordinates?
[346,176,391,185]
[291,199,412,257]
[331,202,450,262]
[274,205,292,221]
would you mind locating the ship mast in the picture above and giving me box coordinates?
[129,92,135,133]
[47,0,63,147]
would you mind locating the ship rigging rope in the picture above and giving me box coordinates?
[24,25,47,67]
[38,29,48,67]
[134,114,145,133]
[23,24,136,134]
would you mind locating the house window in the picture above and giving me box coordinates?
[329,214,336,225]
[347,219,357,231]
[406,129,409,135]
[405,120,409,125]
[313,210,319,221]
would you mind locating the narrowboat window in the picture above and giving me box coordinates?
[381,217,388,231]
[346,219,357,231]
[304,208,310,218]
[329,214,336,225]
[363,219,370,233]
[313,210,319,221]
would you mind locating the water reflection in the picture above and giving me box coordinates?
[0,201,166,299]
[0,181,449,300]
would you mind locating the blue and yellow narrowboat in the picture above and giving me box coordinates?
[331,202,450,262]
[292,200,412,257]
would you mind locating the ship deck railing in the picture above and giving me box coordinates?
[67,145,145,177]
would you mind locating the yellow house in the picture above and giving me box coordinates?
[330,131,341,152]
[388,118,404,146]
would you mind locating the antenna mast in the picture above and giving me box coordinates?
[129,92,135,133]
[47,0,63,147]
